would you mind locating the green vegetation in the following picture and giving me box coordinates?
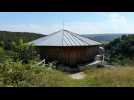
[0,31,44,50]
[83,67,134,87]
[0,60,73,87]
[0,31,134,87]
[0,42,72,87]
[105,34,134,65]
[9,39,39,63]
[1,60,134,87]
[0,47,7,63]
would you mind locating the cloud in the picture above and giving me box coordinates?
[106,13,134,33]
[106,13,128,32]
[0,13,134,34]
[63,13,134,34]
[108,13,127,24]
[0,24,62,35]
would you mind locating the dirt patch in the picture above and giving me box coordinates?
[69,72,86,79]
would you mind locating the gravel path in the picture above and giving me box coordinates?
[69,72,86,79]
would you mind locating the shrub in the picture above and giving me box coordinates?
[10,39,40,63]
[0,60,71,87]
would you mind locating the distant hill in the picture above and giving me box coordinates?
[82,34,128,43]
[0,31,45,49]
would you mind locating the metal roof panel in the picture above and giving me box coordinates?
[29,29,102,46]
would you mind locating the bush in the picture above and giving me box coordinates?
[9,39,40,63]
[0,60,71,87]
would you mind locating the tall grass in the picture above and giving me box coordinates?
[83,66,134,87]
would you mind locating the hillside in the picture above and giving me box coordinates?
[82,34,126,43]
[0,31,45,49]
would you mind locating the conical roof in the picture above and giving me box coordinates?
[29,29,101,46]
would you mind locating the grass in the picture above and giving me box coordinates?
[82,66,134,87]
[1,60,134,87]
[60,66,134,87]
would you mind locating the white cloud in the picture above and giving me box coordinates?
[108,13,127,24]
[0,24,62,35]
[106,13,134,33]
[63,13,134,34]
[0,13,134,34]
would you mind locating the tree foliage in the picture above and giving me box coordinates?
[8,39,40,63]
[105,34,134,65]
[0,47,7,63]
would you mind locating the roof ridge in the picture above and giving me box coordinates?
[69,31,90,45]
[66,31,80,46]
[64,29,92,45]
[71,31,101,45]
[66,31,82,46]
[62,29,64,46]
[64,29,101,43]
[29,29,101,46]
[64,31,73,46]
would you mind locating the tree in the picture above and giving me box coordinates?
[105,34,134,65]
[10,39,40,63]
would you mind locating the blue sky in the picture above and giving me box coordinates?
[0,12,134,35]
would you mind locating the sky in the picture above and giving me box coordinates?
[0,12,134,35]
